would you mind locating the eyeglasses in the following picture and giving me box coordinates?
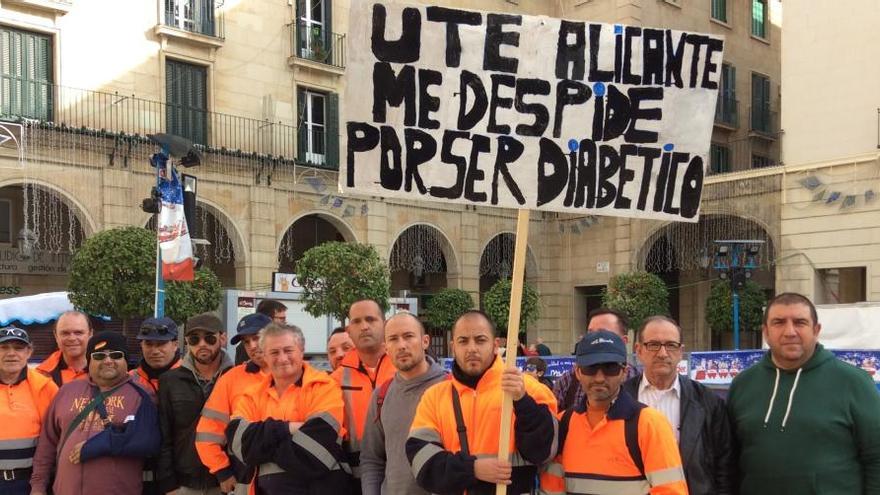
[579,363,625,376]
[91,350,125,361]
[186,333,218,346]
[642,341,683,352]
[140,324,172,336]
[0,327,27,339]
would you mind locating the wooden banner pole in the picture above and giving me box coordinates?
[496,208,531,495]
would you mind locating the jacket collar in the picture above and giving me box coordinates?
[451,356,503,392]
[575,385,643,421]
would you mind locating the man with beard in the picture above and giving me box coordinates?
[0,327,58,495]
[331,299,396,490]
[623,316,734,495]
[226,323,349,494]
[407,311,558,494]
[196,312,272,495]
[131,317,181,399]
[360,312,446,495]
[31,331,160,495]
[157,313,233,495]
[540,330,686,495]
[37,311,93,386]
[326,327,354,372]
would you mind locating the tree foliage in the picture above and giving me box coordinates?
[424,288,474,330]
[705,280,767,335]
[602,271,670,331]
[482,278,540,332]
[295,241,390,323]
[68,226,222,326]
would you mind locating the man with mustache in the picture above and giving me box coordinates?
[326,327,354,372]
[37,311,93,386]
[331,299,396,491]
[0,327,58,495]
[540,330,686,495]
[157,313,233,495]
[623,316,734,495]
[360,312,446,495]
[196,312,272,495]
[407,310,558,494]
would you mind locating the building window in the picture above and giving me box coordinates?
[0,199,10,244]
[297,87,339,169]
[751,154,774,169]
[297,0,328,60]
[711,0,727,23]
[816,267,866,304]
[710,144,731,174]
[750,73,771,133]
[166,59,208,145]
[0,26,53,121]
[165,0,217,37]
[715,63,737,126]
[751,0,767,38]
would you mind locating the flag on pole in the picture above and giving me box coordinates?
[156,155,194,281]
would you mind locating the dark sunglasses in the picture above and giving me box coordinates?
[140,324,172,336]
[0,327,27,339]
[186,333,218,346]
[91,350,125,361]
[579,362,625,376]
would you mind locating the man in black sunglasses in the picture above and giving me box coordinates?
[132,317,181,399]
[540,330,687,494]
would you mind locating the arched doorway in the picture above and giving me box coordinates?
[389,224,453,297]
[641,214,776,350]
[479,232,537,295]
[146,203,239,288]
[277,213,349,273]
[0,184,88,296]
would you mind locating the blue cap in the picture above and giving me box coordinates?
[231,313,272,345]
[137,317,178,341]
[575,330,627,367]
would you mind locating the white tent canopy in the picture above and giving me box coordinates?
[0,291,74,327]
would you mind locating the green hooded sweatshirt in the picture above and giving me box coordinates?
[728,344,880,495]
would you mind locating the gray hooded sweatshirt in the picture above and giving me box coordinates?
[360,356,447,495]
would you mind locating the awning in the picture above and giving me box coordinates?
[0,292,74,327]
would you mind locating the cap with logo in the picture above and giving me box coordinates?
[86,331,129,363]
[0,326,30,345]
[575,330,627,367]
[137,317,178,341]
[231,313,272,345]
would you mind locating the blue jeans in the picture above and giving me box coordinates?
[0,478,31,494]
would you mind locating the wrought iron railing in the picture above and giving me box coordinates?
[715,96,738,128]
[749,105,778,137]
[708,137,780,176]
[289,20,345,69]
[162,0,224,39]
[0,81,299,166]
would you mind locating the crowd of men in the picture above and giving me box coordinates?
[1,291,879,494]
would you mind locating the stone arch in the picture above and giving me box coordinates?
[277,211,357,273]
[479,231,540,281]
[388,223,460,295]
[0,178,97,237]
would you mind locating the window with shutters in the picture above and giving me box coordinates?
[750,73,771,134]
[166,59,208,145]
[751,0,767,39]
[297,87,338,169]
[711,0,727,23]
[710,144,731,174]
[0,26,53,121]
[164,0,216,37]
[715,63,737,127]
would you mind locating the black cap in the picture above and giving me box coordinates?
[575,330,627,367]
[0,326,30,346]
[86,331,128,363]
[185,313,224,335]
[137,317,178,341]
[231,313,272,345]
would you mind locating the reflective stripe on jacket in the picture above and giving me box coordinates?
[540,390,687,495]
[0,368,58,470]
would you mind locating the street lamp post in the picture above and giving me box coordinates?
[712,240,763,350]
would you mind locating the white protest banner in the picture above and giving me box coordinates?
[342,0,724,222]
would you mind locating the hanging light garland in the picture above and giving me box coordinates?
[389,225,446,274]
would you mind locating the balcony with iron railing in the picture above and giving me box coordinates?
[714,96,738,129]
[749,105,778,139]
[158,0,225,42]
[0,80,315,170]
[288,20,346,71]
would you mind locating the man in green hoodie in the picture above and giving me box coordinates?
[728,292,880,494]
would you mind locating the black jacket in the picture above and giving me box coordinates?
[157,353,233,493]
[623,373,735,495]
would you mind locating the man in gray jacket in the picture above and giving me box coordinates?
[360,312,447,495]
[623,316,735,495]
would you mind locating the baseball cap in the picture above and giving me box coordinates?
[86,331,128,362]
[575,330,627,367]
[137,317,178,341]
[231,313,272,345]
[0,326,30,346]
[185,313,224,335]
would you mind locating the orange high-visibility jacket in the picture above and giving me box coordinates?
[330,350,396,476]
[540,389,688,495]
[0,368,59,471]
[227,363,349,494]
[36,350,87,387]
[195,360,265,483]
[407,357,558,494]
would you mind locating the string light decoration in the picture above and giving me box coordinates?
[389,225,446,275]
[480,233,515,278]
